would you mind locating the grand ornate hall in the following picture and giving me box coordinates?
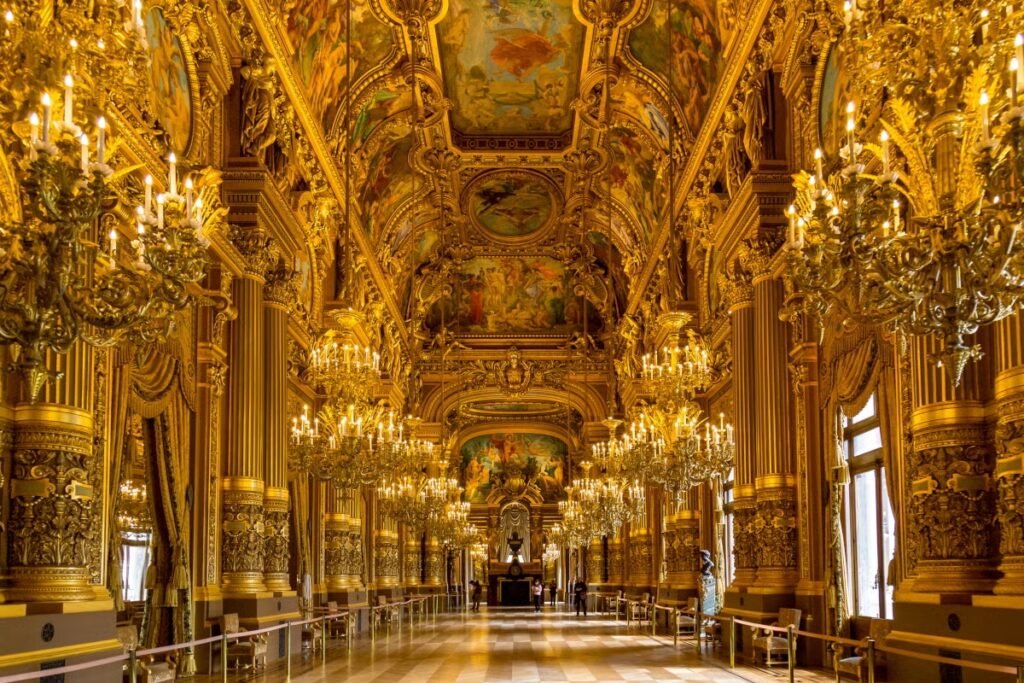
[1,0,1024,681]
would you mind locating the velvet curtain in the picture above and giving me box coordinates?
[105,311,196,671]
[290,474,312,609]
[820,324,897,634]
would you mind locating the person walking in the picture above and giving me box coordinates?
[573,577,588,617]
[548,580,557,607]
[532,578,544,613]
[470,580,482,613]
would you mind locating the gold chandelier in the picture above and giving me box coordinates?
[0,0,209,399]
[116,478,151,533]
[306,311,382,405]
[376,442,460,530]
[644,402,734,501]
[788,0,1024,384]
[641,329,721,405]
[437,499,480,550]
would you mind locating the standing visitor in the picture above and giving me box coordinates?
[548,580,557,607]
[470,580,482,612]
[573,577,588,617]
[532,578,544,613]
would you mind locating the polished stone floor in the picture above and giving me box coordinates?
[208,607,834,683]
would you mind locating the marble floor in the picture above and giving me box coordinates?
[205,607,835,683]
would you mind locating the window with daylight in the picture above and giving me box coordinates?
[842,394,896,619]
[121,531,152,603]
[722,469,735,587]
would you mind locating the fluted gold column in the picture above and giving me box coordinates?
[7,343,97,602]
[722,265,757,588]
[993,314,1024,594]
[404,528,422,588]
[907,335,998,593]
[607,526,625,586]
[262,265,293,592]
[221,227,274,595]
[424,533,443,587]
[324,487,350,593]
[751,266,798,592]
[587,537,606,586]
[664,493,701,593]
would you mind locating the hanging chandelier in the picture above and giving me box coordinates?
[116,478,151,533]
[0,0,209,400]
[644,402,734,500]
[376,443,459,530]
[640,328,721,405]
[306,311,382,405]
[437,499,480,550]
[288,402,401,486]
[788,0,1024,385]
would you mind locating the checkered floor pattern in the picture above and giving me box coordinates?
[214,607,834,683]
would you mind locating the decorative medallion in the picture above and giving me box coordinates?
[464,170,559,242]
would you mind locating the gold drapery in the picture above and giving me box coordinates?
[105,310,196,671]
[821,324,898,634]
[289,474,312,608]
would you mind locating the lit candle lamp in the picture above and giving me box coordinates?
[167,152,177,195]
[109,228,118,258]
[979,89,991,144]
[879,129,889,177]
[144,174,153,214]
[63,74,73,127]
[1017,35,1024,94]
[28,111,39,145]
[814,147,823,178]
[156,192,165,230]
[79,133,89,173]
[1012,58,1020,107]
[846,101,856,162]
[184,176,194,221]
[40,92,51,143]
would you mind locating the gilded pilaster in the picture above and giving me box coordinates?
[587,537,606,585]
[262,264,294,592]
[993,314,1024,594]
[221,227,275,595]
[720,262,757,587]
[665,499,701,592]
[6,343,97,602]
[627,527,653,588]
[907,336,998,593]
[404,530,422,588]
[607,529,625,586]
[374,516,400,588]
[325,488,361,592]
[424,535,443,587]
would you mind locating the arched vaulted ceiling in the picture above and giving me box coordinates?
[268,0,739,429]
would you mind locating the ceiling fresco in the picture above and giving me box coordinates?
[283,0,398,131]
[436,0,586,146]
[464,170,560,241]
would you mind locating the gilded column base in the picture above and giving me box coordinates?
[994,556,1024,594]
[627,530,653,587]
[263,489,291,592]
[6,566,95,603]
[424,539,443,587]
[754,483,799,592]
[911,560,1000,594]
[221,479,267,595]
[374,531,400,588]
[8,406,97,603]
[606,539,624,585]
[404,539,422,588]
[730,496,759,588]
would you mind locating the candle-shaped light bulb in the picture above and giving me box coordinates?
[845,109,856,162]
[167,152,177,195]
[194,197,204,228]
[980,89,991,143]
[1017,35,1024,94]
[79,133,88,173]
[980,8,990,40]
[4,9,13,21]
[133,0,142,26]
[814,147,823,178]
[787,204,797,245]
[108,228,118,257]
[63,74,74,127]
[96,115,107,163]
[28,111,39,145]
[144,174,153,214]
[1012,58,1021,107]
[156,193,165,230]
[40,92,52,143]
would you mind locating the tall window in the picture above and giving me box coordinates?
[722,469,735,586]
[842,394,896,619]
[121,531,152,603]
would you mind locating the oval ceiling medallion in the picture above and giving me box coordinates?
[464,170,560,243]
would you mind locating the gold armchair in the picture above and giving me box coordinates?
[751,608,802,667]
[224,613,268,670]
[675,597,700,637]
[834,619,892,682]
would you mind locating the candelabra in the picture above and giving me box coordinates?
[646,402,735,500]
[116,478,151,533]
[306,311,382,405]
[0,0,209,399]
[376,451,458,531]
[641,329,721,405]
[787,0,1024,384]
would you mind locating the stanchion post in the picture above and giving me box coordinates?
[728,616,736,668]
[321,615,328,665]
[285,621,292,682]
[866,637,876,683]
[1017,664,1024,683]
[786,624,795,683]
[673,610,679,647]
[696,610,702,650]
[220,632,228,683]
[128,649,138,683]
[651,607,657,637]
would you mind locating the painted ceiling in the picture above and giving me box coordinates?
[272,0,739,348]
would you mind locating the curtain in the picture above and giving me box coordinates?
[290,474,312,610]
[820,324,896,634]
[105,356,134,612]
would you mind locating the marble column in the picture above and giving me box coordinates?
[906,335,998,593]
[6,343,98,602]
[262,264,293,593]
[993,314,1024,594]
[720,263,757,589]
[221,227,274,595]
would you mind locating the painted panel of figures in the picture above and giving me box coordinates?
[284,0,395,130]
[145,7,193,154]
[437,0,585,135]
[628,0,734,138]
[461,433,567,504]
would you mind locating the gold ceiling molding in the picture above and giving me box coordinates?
[625,0,787,318]
[235,0,411,350]
[418,382,609,427]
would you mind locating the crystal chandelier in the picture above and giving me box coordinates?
[788,0,1024,384]
[0,0,209,399]
[376,445,459,530]
[306,312,382,405]
[641,329,721,405]
[437,499,479,550]
[645,402,735,500]
[116,478,151,533]
[288,402,392,486]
